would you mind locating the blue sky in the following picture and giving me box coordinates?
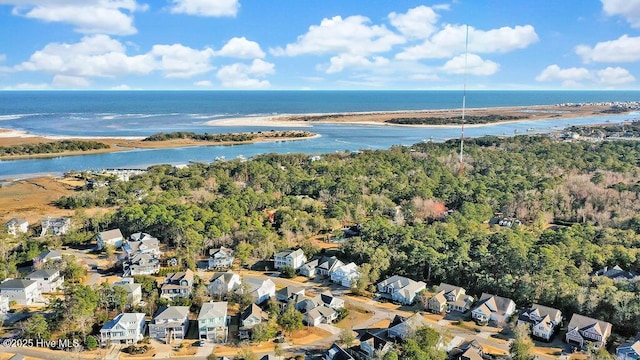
[1,0,640,90]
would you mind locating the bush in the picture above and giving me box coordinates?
[280,266,296,279]
[125,345,150,355]
[85,335,98,350]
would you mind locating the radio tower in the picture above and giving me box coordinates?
[459,25,469,176]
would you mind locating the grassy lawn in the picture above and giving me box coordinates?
[335,304,373,330]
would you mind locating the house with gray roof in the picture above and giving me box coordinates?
[97,229,124,250]
[331,262,360,288]
[5,218,28,237]
[40,217,71,237]
[99,312,146,346]
[313,292,345,310]
[25,269,64,293]
[208,271,241,298]
[113,278,142,307]
[471,293,516,326]
[239,303,269,340]
[0,279,43,305]
[274,248,307,270]
[325,342,354,360]
[208,246,234,270]
[160,269,194,300]
[593,265,640,282]
[377,275,426,305]
[32,249,63,269]
[198,301,228,343]
[305,306,337,326]
[387,313,430,340]
[359,332,392,360]
[448,339,485,360]
[565,313,612,349]
[236,277,275,305]
[149,306,190,343]
[428,283,474,314]
[517,304,562,341]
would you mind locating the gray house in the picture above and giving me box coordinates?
[25,269,64,293]
[0,279,43,305]
[149,306,190,343]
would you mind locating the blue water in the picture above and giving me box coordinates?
[1,90,639,179]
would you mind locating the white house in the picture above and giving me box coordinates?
[565,313,612,349]
[377,275,426,305]
[99,312,146,346]
[208,247,235,270]
[239,303,269,340]
[313,292,345,310]
[198,301,228,343]
[40,217,71,237]
[32,249,63,269]
[330,262,360,288]
[274,249,307,270]
[25,269,64,293]
[0,279,43,305]
[97,229,124,250]
[149,306,190,343]
[304,306,337,326]
[113,278,142,307]
[517,304,562,341]
[208,272,242,298]
[237,277,276,305]
[387,314,430,341]
[471,293,516,326]
[5,218,28,237]
[0,295,10,314]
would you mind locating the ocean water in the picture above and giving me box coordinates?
[0,90,639,178]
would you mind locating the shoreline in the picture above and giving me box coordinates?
[207,104,636,128]
[0,129,319,161]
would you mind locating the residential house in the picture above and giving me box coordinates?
[97,229,124,250]
[0,295,9,314]
[325,343,354,360]
[122,233,161,276]
[593,265,640,282]
[198,301,228,343]
[274,249,307,271]
[428,283,474,314]
[471,293,516,326]
[295,296,321,314]
[449,339,485,360]
[208,271,242,298]
[0,279,43,305]
[125,232,161,256]
[99,312,146,346]
[330,262,360,288]
[124,253,161,276]
[5,218,28,237]
[377,275,426,305]
[113,278,142,307]
[489,216,521,228]
[517,304,562,341]
[617,336,640,360]
[316,256,344,277]
[40,217,71,237]
[276,285,305,310]
[299,258,318,278]
[387,313,430,341]
[305,306,337,326]
[160,269,194,300]
[32,249,63,269]
[314,292,345,310]
[149,306,190,343]
[25,269,64,293]
[236,278,276,305]
[359,332,392,360]
[239,303,269,340]
[208,247,235,270]
[565,313,612,349]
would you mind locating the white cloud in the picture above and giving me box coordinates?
[576,35,640,63]
[14,35,217,81]
[2,0,145,35]
[397,24,539,60]
[4,82,50,90]
[150,44,215,78]
[441,53,499,75]
[596,67,635,84]
[216,37,265,59]
[216,59,274,88]
[271,15,405,57]
[325,54,389,74]
[52,74,90,88]
[110,84,131,90]
[0,54,5,62]
[602,0,640,28]
[388,5,440,40]
[169,0,239,17]
[194,80,213,87]
[535,64,592,87]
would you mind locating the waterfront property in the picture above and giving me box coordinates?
[149,306,190,343]
[198,301,228,343]
[99,312,146,346]
[471,293,516,326]
[565,313,612,349]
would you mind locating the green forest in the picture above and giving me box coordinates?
[143,130,314,142]
[43,133,640,338]
[0,140,109,156]
[385,114,527,125]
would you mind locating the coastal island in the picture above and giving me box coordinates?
[0,130,316,160]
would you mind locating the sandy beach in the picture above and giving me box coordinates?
[207,104,631,128]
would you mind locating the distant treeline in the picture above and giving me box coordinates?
[143,130,314,142]
[385,114,527,125]
[0,140,109,156]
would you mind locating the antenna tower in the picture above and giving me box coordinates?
[459,25,469,176]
